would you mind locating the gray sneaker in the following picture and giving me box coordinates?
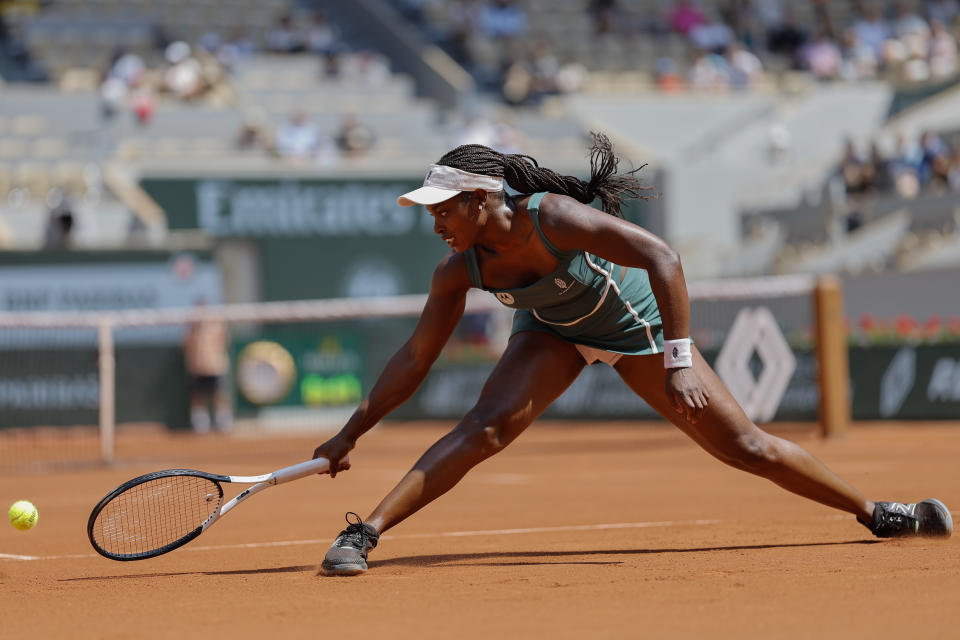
[859,499,953,538]
[319,512,379,576]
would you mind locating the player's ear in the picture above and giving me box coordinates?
[472,189,487,212]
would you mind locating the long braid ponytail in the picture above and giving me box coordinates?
[436,132,652,218]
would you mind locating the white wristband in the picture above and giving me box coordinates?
[663,338,693,369]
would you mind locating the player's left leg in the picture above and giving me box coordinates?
[212,378,233,433]
[189,379,212,434]
[613,347,951,538]
[319,331,586,576]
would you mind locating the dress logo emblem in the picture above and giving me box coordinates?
[554,278,574,295]
[496,292,515,305]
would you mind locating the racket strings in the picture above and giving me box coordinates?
[92,475,223,557]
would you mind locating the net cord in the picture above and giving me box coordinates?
[0,275,816,329]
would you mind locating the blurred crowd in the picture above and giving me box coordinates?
[649,0,959,85]
[99,40,235,126]
[94,9,386,162]
[394,0,590,104]
[393,0,960,99]
[236,108,377,165]
[840,129,960,204]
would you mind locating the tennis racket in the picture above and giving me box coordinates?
[87,457,343,561]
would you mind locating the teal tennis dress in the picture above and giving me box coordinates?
[463,192,664,356]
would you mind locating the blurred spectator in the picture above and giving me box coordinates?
[452,110,499,148]
[920,130,951,189]
[42,190,75,249]
[163,41,206,100]
[889,130,922,197]
[322,50,345,79]
[350,50,392,86]
[131,88,156,126]
[727,41,763,88]
[335,112,376,157]
[800,31,843,79]
[689,11,735,53]
[450,110,525,153]
[949,146,960,192]
[528,40,561,98]
[669,0,706,36]
[852,7,891,60]
[100,48,146,122]
[766,9,808,66]
[555,57,588,94]
[446,0,483,63]
[479,0,527,39]
[235,109,274,154]
[100,75,127,122]
[840,138,870,196]
[225,28,256,58]
[275,109,322,159]
[201,28,255,73]
[929,19,958,78]
[869,141,893,192]
[894,1,931,40]
[689,49,731,90]
[501,59,533,105]
[266,14,305,53]
[655,56,686,91]
[108,49,146,87]
[840,27,879,80]
[183,300,233,435]
[926,0,960,25]
[751,0,785,31]
[307,11,339,55]
[589,0,618,34]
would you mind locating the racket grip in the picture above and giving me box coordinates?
[272,456,349,484]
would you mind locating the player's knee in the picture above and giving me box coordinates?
[457,411,510,458]
[723,432,780,473]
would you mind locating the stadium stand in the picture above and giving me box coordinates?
[2,0,960,279]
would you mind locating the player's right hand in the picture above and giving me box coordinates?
[312,433,354,478]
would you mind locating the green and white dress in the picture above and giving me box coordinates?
[463,192,664,357]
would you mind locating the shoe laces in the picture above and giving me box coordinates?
[875,502,918,535]
[335,512,378,550]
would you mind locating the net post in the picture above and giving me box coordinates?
[98,316,116,463]
[814,275,850,438]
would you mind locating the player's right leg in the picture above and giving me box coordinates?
[319,330,586,576]
[189,382,212,434]
[613,347,952,539]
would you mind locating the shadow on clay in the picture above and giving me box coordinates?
[371,539,883,569]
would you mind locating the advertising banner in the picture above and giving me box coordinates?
[387,347,822,422]
[851,345,960,420]
[141,177,446,300]
[232,329,365,413]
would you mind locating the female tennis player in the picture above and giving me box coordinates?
[313,134,952,576]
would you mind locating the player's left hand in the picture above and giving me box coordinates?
[665,367,709,424]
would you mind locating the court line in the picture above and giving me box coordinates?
[0,519,721,562]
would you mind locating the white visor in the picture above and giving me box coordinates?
[397,164,503,207]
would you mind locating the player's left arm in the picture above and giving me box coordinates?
[537,193,708,422]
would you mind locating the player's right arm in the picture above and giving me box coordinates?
[312,252,471,475]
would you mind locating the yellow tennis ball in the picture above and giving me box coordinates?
[8,500,38,531]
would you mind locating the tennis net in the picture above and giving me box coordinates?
[0,274,847,472]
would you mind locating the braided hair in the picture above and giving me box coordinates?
[436,132,652,218]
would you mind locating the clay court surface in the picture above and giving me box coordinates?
[2,421,959,639]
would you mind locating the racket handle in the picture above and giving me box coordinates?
[272,456,349,484]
